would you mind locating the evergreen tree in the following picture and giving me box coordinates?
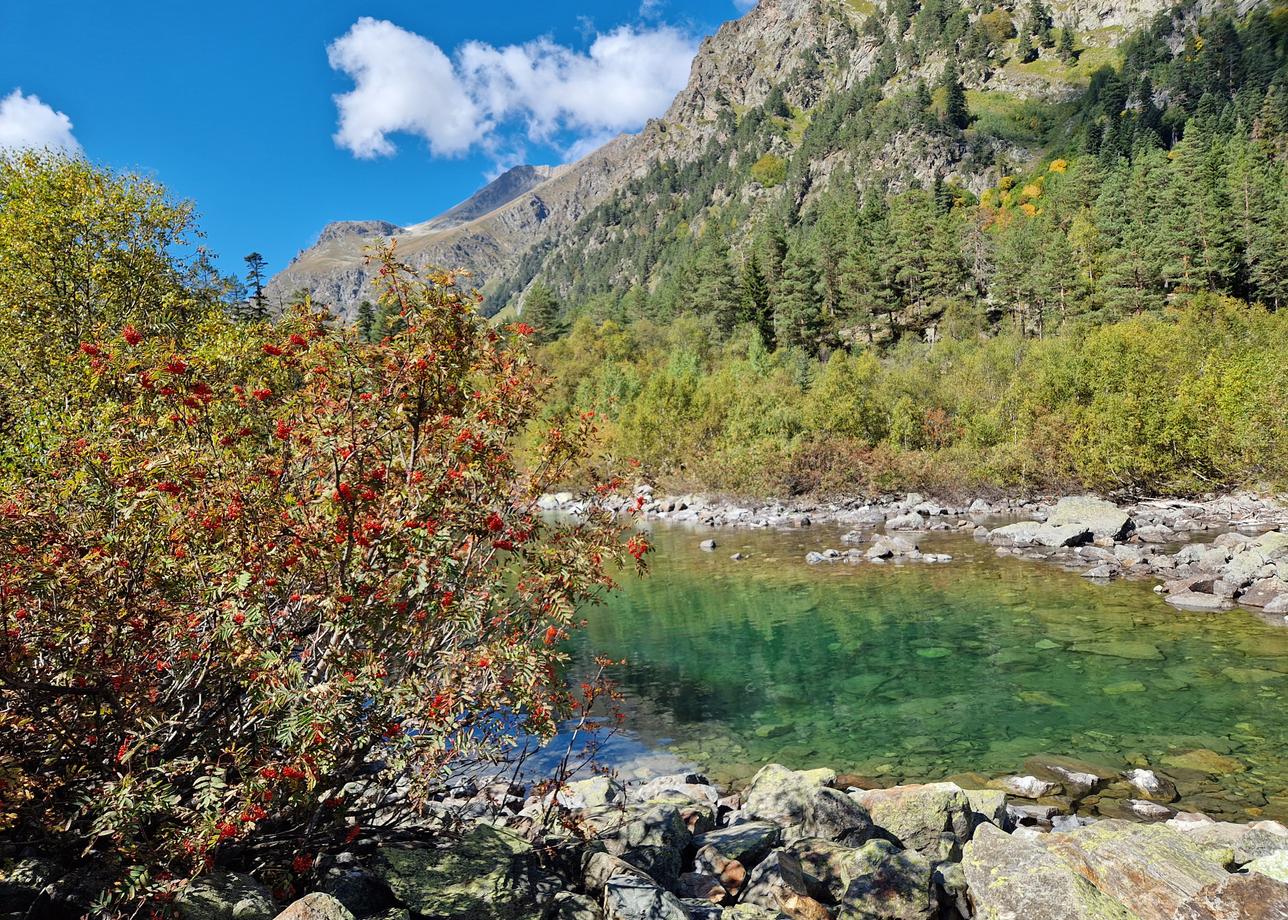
[356,299,376,342]
[1057,26,1077,64]
[242,252,269,321]
[739,251,775,347]
[523,282,562,342]
[939,60,971,129]
[1016,30,1037,64]
[694,235,740,334]
[1027,0,1053,46]
[773,242,823,352]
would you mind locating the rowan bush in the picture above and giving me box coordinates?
[0,160,645,913]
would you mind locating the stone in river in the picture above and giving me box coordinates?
[1122,769,1178,803]
[1161,749,1247,775]
[997,775,1061,798]
[915,646,952,658]
[1166,591,1233,612]
[1221,666,1284,684]
[961,823,1136,920]
[699,539,717,551]
[1103,680,1147,695]
[1127,799,1174,821]
[1047,496,1135,541]
[1070,640,1164,661]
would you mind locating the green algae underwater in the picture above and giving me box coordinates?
[572,524,1288,820]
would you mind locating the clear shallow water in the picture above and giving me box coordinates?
[571,523,1288,820]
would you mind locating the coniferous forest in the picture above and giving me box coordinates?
[505,3,1288,497]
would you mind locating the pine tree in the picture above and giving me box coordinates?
[773,242,823,353]
[739,251,775,348]
[939,60,970,129]
[356,300,376,342]
[694,235,740,335]
[523,282,561,342]
[1057,26,1077,64]
[242,252,269,322]
[1016,30,1036,64]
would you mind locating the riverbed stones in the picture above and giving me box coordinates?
[996,774,1061,799]
[1023,756,1115,798]
[886,512,926,531]
[1161,749,1247,775]
[849,783,973,852]
[1069,639,1164,661]
[962,823,1136,920]
[1166,591,1234,611]
[1122,769,1178,803]
[1048,496,1135,542]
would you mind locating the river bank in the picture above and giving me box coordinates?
[540,490,1288,621]
[36,761,1286,919]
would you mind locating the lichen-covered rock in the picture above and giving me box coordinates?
[741,764,835,833]
[786,837,900,903]
[372,825,554,919]
[837,845,938,919]
[963,789,1009,829]
[177,873,276,920]
[1246,850,1288,883]
[1170,821,1288,865]
[272,894,354,920]
[850,783,974,852]
[996,774,1061,799]
[1022,755,1114,798]
[989,522,1092,548]
[587,803,693,856]
[962,823,1137,920]
[803,786,874,845]
[1038,820,1227,920]
[1170,871,1288,919]
[740,850,830,919]
[1123,769,1178,803]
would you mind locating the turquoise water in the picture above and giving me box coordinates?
[573,523,1288,820]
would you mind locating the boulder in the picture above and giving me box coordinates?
[849,783,974,852]
[963,789,1009,829]
[620,846,682,891]
[1239,577,1288,609]
[740,850,830,920]
[588,803,693,856]
[962,823,1136,920]
[372,825,554,919]
[1251,530,1288,560]
[1038,820,1228,920]
[837,846,937,920]
[693,844,747,897]
[866,535,920,559]
[1170,821,1288,865]
[1122,769,1178,803]
[989,522,1092,548]
[997,775,1061,799]
[1171,872,1288,919]
[272,894,354,920]
[741,764,834,831]
[699,540,718,551]
[633,775,720,806]
[786,838,900,903]
[1048,496,1134,541]
[565,776,628,809]
[886,512,926,531]
[584,852,652,896]
[803,787,874,845]
[177,873,276,920]
[1246,850,1288,883]
[549,891,604,920]
[693,822,783,868]
[1165,592,1232,612]
[1023,756,1115,799]
[602,875,690,920]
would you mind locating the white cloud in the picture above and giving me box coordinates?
[733,0,758,11]
[0,89,81,154]
[328,18,697,164]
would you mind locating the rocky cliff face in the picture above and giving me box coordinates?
[267,0,1205,318]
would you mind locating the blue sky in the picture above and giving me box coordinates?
[0,0,747,279]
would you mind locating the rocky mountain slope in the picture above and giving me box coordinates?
[267,0,1224,319]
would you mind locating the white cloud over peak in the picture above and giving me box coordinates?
[328,18,696,163]
[0,89,81,154]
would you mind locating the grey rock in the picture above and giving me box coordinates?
[693,822,783,868]
[850,782,974,852]
[1165,591,1233,612]
[740,850,828,918]
[602,874,690,920]
[997,774,1060,798]
[699,539,718,551]
[838,846,937,920]
[177,873,276,920]
[989,522,1092,548]
[885,512,926,531]
[962,823,1135,920]
[1047,496,1134,541]
[549,891,605,920]
[272,894,355,920]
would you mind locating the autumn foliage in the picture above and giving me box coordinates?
[0,154,644,909]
